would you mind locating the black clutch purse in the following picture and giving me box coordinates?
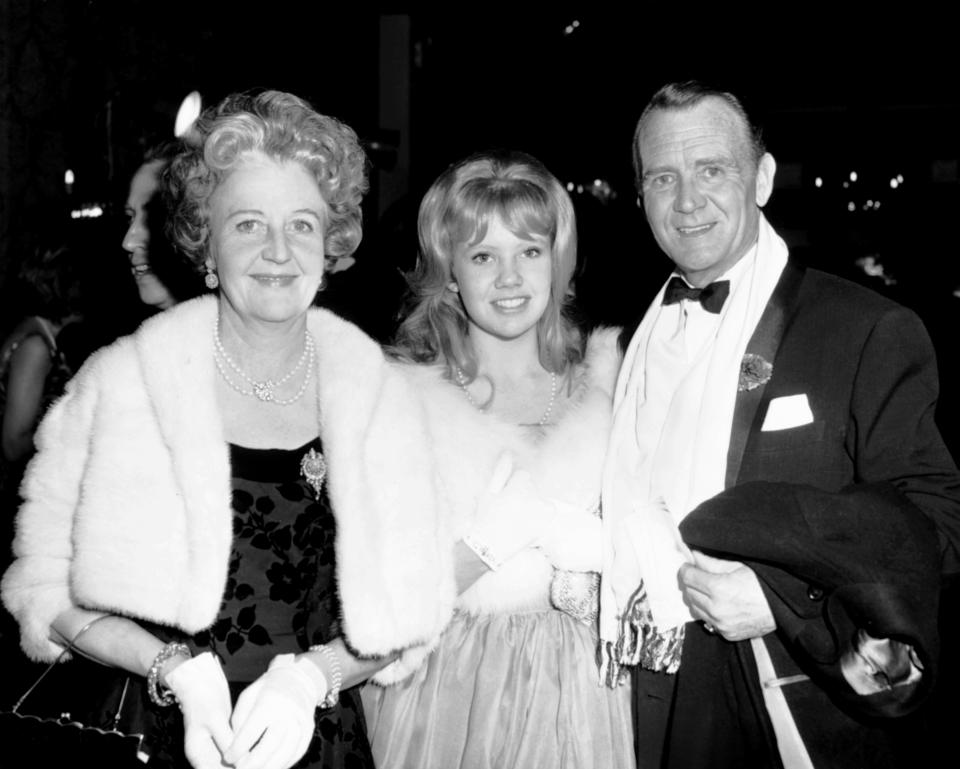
[0,615,152,766]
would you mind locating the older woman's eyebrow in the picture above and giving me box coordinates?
[292,208,325,219]
[224,207,324,219]
[225,208,264,219]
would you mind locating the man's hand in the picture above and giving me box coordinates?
[677,550,775,641]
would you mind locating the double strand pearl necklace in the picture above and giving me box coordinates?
[213,315,315,406]
[455,367,558,427]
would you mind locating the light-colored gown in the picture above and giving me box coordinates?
[361,329,635,769]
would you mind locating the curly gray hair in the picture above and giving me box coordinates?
[167,89,368,268]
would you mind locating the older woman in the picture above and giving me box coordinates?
[1,91,450,769]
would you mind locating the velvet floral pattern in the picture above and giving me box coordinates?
[186,438,374,769]
[193,481,336,660]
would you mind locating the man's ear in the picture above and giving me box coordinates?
[755,153,776,207]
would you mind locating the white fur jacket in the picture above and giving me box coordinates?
[1,297,452,663]
[371,327,621,684]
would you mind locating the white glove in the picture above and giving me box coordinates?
[536,504,603,572]
[164,652,234,769]
[225,653,327,769]
[463,453,559,570]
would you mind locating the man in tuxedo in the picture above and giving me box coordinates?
[599,81,960,768]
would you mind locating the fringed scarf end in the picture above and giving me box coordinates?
[600,580,685,688]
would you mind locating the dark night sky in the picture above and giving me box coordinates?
[0,3,957,451]
[4,5,957,332]
[27,6,958,200]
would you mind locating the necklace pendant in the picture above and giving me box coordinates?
[300,447,327,500]
[253,381,274,402]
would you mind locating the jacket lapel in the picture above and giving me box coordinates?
[725,261,805,488]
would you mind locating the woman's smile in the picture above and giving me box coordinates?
[491,295,531,312]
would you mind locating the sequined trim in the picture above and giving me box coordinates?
[600,580,685,688]
[462,534,503,571]
[550,570,599,626]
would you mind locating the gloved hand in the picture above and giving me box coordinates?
[164,651,233,769]
[224,653,327,769]
[463,452,559,570]
[535,504,603,572]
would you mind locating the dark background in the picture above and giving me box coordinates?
[0,0,959,745]
[0,3,957,450]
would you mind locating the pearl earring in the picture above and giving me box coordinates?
[204,266,219,290]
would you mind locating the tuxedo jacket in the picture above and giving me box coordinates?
[656,262,960,768]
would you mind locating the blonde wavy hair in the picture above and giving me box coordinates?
[392,150,583,381]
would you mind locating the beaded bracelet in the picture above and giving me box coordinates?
[309,643,342,708]
[462,533,503,571]
[147,642,192,707]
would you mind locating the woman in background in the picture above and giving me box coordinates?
[122,142,203,311]
[0,239,83,467]
[363,150,634,769]
[0,233,88,701]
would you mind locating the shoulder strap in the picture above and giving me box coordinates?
[10,614,114,711]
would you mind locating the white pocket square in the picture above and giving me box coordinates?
[761,394,814,431]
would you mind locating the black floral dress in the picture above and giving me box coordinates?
[145,438,375,769]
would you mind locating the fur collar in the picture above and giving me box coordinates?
[5,297,452,660]
[370,327,621,684]
[129,297,455,656]
[410,327,621,615]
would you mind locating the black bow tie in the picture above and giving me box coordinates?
[662,276,730,314]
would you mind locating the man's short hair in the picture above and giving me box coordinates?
[632,81,766,189]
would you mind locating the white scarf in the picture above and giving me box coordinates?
[600,214,789,650]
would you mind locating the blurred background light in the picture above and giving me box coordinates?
[174,90,202,141]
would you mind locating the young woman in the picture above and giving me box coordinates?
[362,150,635,769]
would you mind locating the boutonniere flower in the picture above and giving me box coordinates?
[739,353,773,392]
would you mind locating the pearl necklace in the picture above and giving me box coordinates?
[455,367,558,427]
[213,315,315,406]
